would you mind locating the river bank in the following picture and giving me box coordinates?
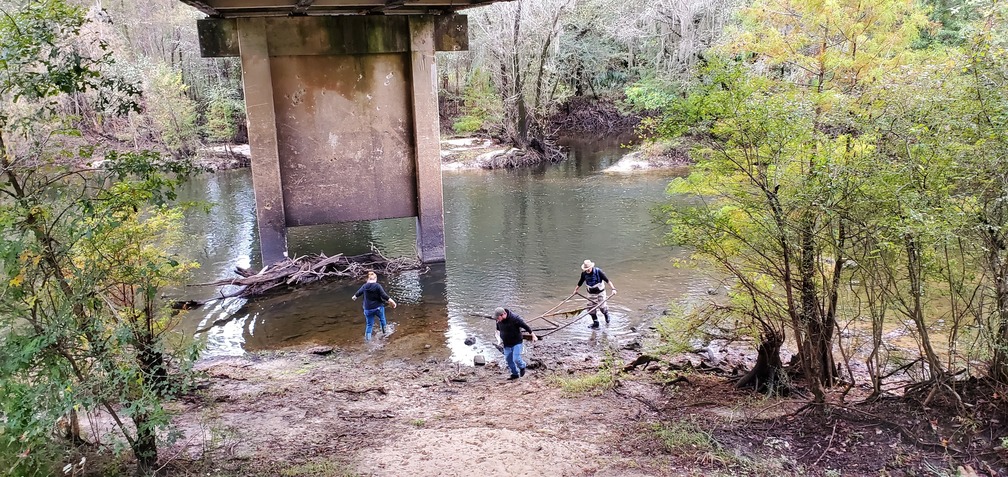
[193,135,690,173]
[114,331,985,477]
[159,137,1005,477]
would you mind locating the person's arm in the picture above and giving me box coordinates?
[378,285,397,308]
[517,317,538,341]
[574,272,586,294]
[351,285,364,301]
[598,270,616,293]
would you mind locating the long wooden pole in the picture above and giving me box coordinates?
[536,291,617,338]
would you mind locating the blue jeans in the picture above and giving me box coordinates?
[503,342,525,377]
[363,306,386,340]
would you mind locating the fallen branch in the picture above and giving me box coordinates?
[811,422,838,466]
[330,387,387,395]
[189,245,424,303]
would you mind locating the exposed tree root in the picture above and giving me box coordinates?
[479,136,565,169]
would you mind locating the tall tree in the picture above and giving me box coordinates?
[469,0,573,160]
[650,0,929,400]
[958,1,1008,383]
[0,1,198,474]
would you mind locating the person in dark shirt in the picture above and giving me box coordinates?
[573,259,617,329]
[494,307,538,380]
[352,271,397,341]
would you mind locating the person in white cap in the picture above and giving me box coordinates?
[573,259,616,328]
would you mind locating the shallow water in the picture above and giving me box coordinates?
[172,135,716,362]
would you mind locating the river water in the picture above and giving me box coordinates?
[173,136,715,363]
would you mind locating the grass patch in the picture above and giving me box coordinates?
[553,351,620,395]
[555,369,617,395]
[653,421,719,453]
[651,420,795,476]
[278,458,358,477]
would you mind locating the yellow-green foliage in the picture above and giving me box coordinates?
[204,87,243,142]
[453,69,502,135]
[147,65,200,154]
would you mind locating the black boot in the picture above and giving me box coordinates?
[604,312,610,324]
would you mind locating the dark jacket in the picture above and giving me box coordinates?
[496,309,533,347]
[578,267,609,293]
[354,282,390,310]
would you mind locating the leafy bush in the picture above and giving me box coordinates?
[452,69,502,135]
[146,65,200,156]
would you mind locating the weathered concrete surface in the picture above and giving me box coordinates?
[224,15,454,264]
[237,17,288,264]
[199,16,468,57]
[271,53,417,226]
[409,16,446,263]
[179,0,514,17]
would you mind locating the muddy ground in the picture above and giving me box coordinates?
[111,334,1006,477]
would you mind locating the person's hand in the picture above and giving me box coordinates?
[531,334,539,342]
[351,295,357,301]
[610,288,617,295]
[389,299,397,308]
[573,287,579,295]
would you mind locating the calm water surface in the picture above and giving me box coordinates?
[173,136,715,362]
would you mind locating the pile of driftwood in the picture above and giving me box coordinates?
[183,249,422,305]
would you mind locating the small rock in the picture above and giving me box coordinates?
[464,336,476,346]
[473,355,486,366]
[424,344,432,349]
[307,345,334,355]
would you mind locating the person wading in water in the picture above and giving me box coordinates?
[352,271,397,341]
[573,259,617,329]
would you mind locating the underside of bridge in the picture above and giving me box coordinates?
[182,0,510,264]
[180,0,503,17]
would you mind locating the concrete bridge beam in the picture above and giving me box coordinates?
[198,15,467,265]
[409,16,445,263]
[237,17,288,264]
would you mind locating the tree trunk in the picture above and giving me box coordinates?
[906,236,943,379]
[132,412,157,476]
[736,332,785,394]
[510,1,529,148]
[988,223,1008,382]
[532,3,566,114]
[799,218,829,401]
[993,281,1008,382]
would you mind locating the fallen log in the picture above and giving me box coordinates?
[188,246,424,305]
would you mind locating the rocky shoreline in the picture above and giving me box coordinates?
[195,137,692,173]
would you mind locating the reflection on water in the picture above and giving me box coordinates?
[173,135,716,362]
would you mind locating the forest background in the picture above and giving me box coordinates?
[0,0,1007,475]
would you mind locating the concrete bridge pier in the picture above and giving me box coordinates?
[198,15,468,264]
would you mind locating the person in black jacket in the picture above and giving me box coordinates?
[352,271,397,341]
[573,259,617,329]
[494,307,538,380]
